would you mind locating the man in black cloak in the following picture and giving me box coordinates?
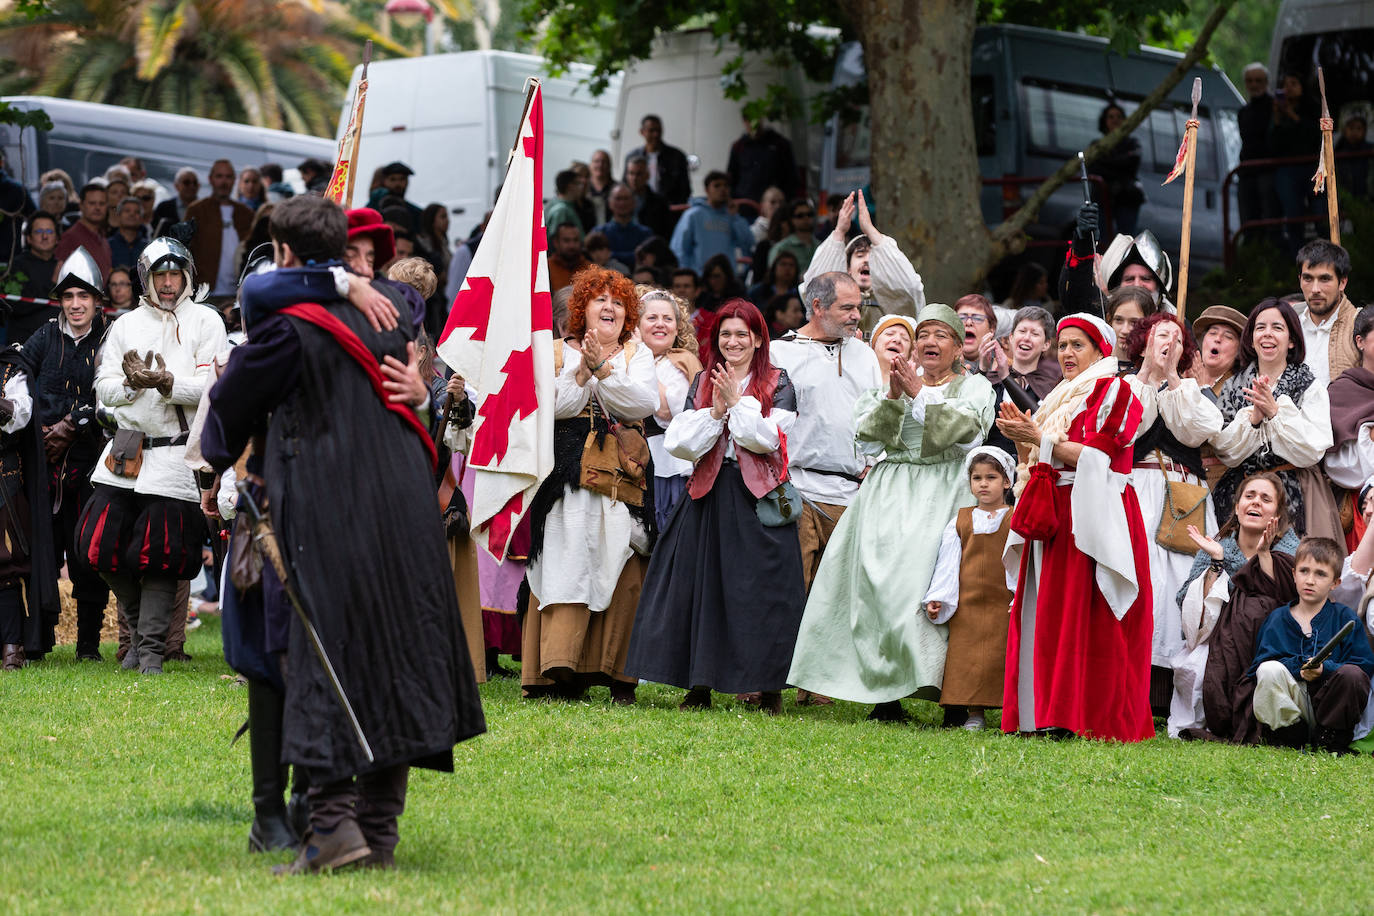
[198,194,485,874]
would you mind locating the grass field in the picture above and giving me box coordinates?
[4,616,1374,915]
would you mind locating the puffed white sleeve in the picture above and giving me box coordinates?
[665,407,724,462]
[921,517,962,623]
[1155,379,1224,448]
[801,234,847,286]
[594,344,658,421]
[0,372,31,434]
[1179,569,1229,650]
[553,354,591,419]
[1333,554,1372,613]
[866,233,924,317]
[1325,424,1374,490]
[1210,408,1266,467]
[728,396,782,454]
[1267,383,1333,468]
[659,364,691,424]
[95,321,137,408]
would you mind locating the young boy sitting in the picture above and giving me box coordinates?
[1248,537,1374,754]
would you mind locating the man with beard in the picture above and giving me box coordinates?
[769,271,881,704]
[198,194,484,873]
[187,159,254,301]
[800,190,924,337]
[1059,202,1176,316]
[1294,240,1358,388]
[77,237,225,675]
[22,246,110,662]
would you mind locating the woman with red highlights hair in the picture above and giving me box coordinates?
[1120,312,1224,727]
[625,299,804,715]
[522,265,658,703]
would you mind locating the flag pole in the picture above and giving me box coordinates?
[1318,66,1340,244]
[505,78,541,171]
[342,40,372,207]
[1175,78,1202,316]
[325,39,372,207]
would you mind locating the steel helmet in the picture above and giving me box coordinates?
[137,237,196,307]
[51,246,104,299]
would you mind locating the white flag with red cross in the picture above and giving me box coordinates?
[436,81,554,561]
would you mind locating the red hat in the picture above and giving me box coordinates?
[1056,312,1115,359]
[346,208,395,267]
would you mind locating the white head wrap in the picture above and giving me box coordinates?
[963,445,1017,485]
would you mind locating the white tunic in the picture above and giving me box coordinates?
[525,344,657,613]
[922,507,1014,624]
[1324,422,1374,490]
[1128,377,1223,668]
[802,232,926,320]
[769,333,882,506]
[648,356,694,480]
[1211,381,1332,469]
[664,380,796,461]
[93,298,227,502]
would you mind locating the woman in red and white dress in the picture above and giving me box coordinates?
[995,313,1154,742]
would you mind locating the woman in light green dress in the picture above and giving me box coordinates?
[787,304,996,720]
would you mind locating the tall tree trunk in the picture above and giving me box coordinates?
[843,0,990,303]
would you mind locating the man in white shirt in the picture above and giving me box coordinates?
[770,271,881,583]
[1295,240,1357,388]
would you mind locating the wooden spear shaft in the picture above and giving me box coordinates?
[1176,77,1202,317]
[1318,66,1340,244]
[341,40,372,208]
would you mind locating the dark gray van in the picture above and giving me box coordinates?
[822,24,1244,275]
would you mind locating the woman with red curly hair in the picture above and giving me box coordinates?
[1121,311,1223,725]
[625,300,803,714]
[522,266,658,703]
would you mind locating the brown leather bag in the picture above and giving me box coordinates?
[578,392,649,507]
[104,429,145,478]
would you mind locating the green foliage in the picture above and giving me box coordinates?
[0,270,26,296]
[0,100,52,131]
[5,623,1374,912]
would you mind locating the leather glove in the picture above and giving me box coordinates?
[1074,202,1099,241]
[44,415,76,463]
[127,352,174,396]
[121,349,147,387]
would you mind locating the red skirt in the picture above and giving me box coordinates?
[76,484,207,579]
[1002,483,1154,742]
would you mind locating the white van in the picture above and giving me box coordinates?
[336,51,621,233]
[609,29,827,198]
[0,96,334,194]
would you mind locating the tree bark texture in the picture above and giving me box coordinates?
[843,0,990,303]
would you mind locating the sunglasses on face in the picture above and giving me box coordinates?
[136,194,154,201]
[29,228,56,237]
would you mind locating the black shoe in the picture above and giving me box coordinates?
[249,811,301,853]
[867,701,911,723]
[1264,721,1310,749]
[164,649,192,662]
[76,648,104,662]
[679,687,712,710]
[1312,725,1357,756]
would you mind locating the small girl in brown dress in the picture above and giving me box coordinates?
[923,446,1017,731]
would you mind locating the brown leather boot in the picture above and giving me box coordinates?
[271,819,371,875]
[2,644,23,671]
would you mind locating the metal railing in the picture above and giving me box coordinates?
[1222,149,1374,268]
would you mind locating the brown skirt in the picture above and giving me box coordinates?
[522,554,646,689]
[448,536,487,685]
[941,602,1010,709]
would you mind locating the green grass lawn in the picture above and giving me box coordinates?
[4,617,1373,915]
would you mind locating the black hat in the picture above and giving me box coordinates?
[381,161,414,177]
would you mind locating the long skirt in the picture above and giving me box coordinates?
[448,536,487,685]
[523,555,646,690]
[1003,482,1155,742]
[626,463,806,694]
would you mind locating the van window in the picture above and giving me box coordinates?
[833,75,1000,171]
[1022,80,1131,159]
[1277,31,1374,119]
[1149,105,1217,181]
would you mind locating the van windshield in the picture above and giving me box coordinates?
[1277,30,1374,124]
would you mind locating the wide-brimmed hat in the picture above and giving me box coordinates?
[345,208,395,266]
[1192,305,1247,341]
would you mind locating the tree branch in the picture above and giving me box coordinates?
[988,0,1238,249]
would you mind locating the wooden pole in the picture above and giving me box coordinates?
[341,40,372,208]
[1318,66,1340,244]
[1176,77,1202,317]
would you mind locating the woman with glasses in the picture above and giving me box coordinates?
[766,199,819,275]
[954,294,1001,376]
[105,267,136,316]
[8,213,61,343]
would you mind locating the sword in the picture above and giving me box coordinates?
[1302,620,1357,671]
[235,481,374,764]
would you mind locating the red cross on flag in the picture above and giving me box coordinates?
[437,80,554,561]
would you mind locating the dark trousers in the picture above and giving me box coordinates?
[104,573,179,666]
[308,764,410,854]
[52,477,110,654]
[0,584,24,644]
[1312,664,1372,731]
